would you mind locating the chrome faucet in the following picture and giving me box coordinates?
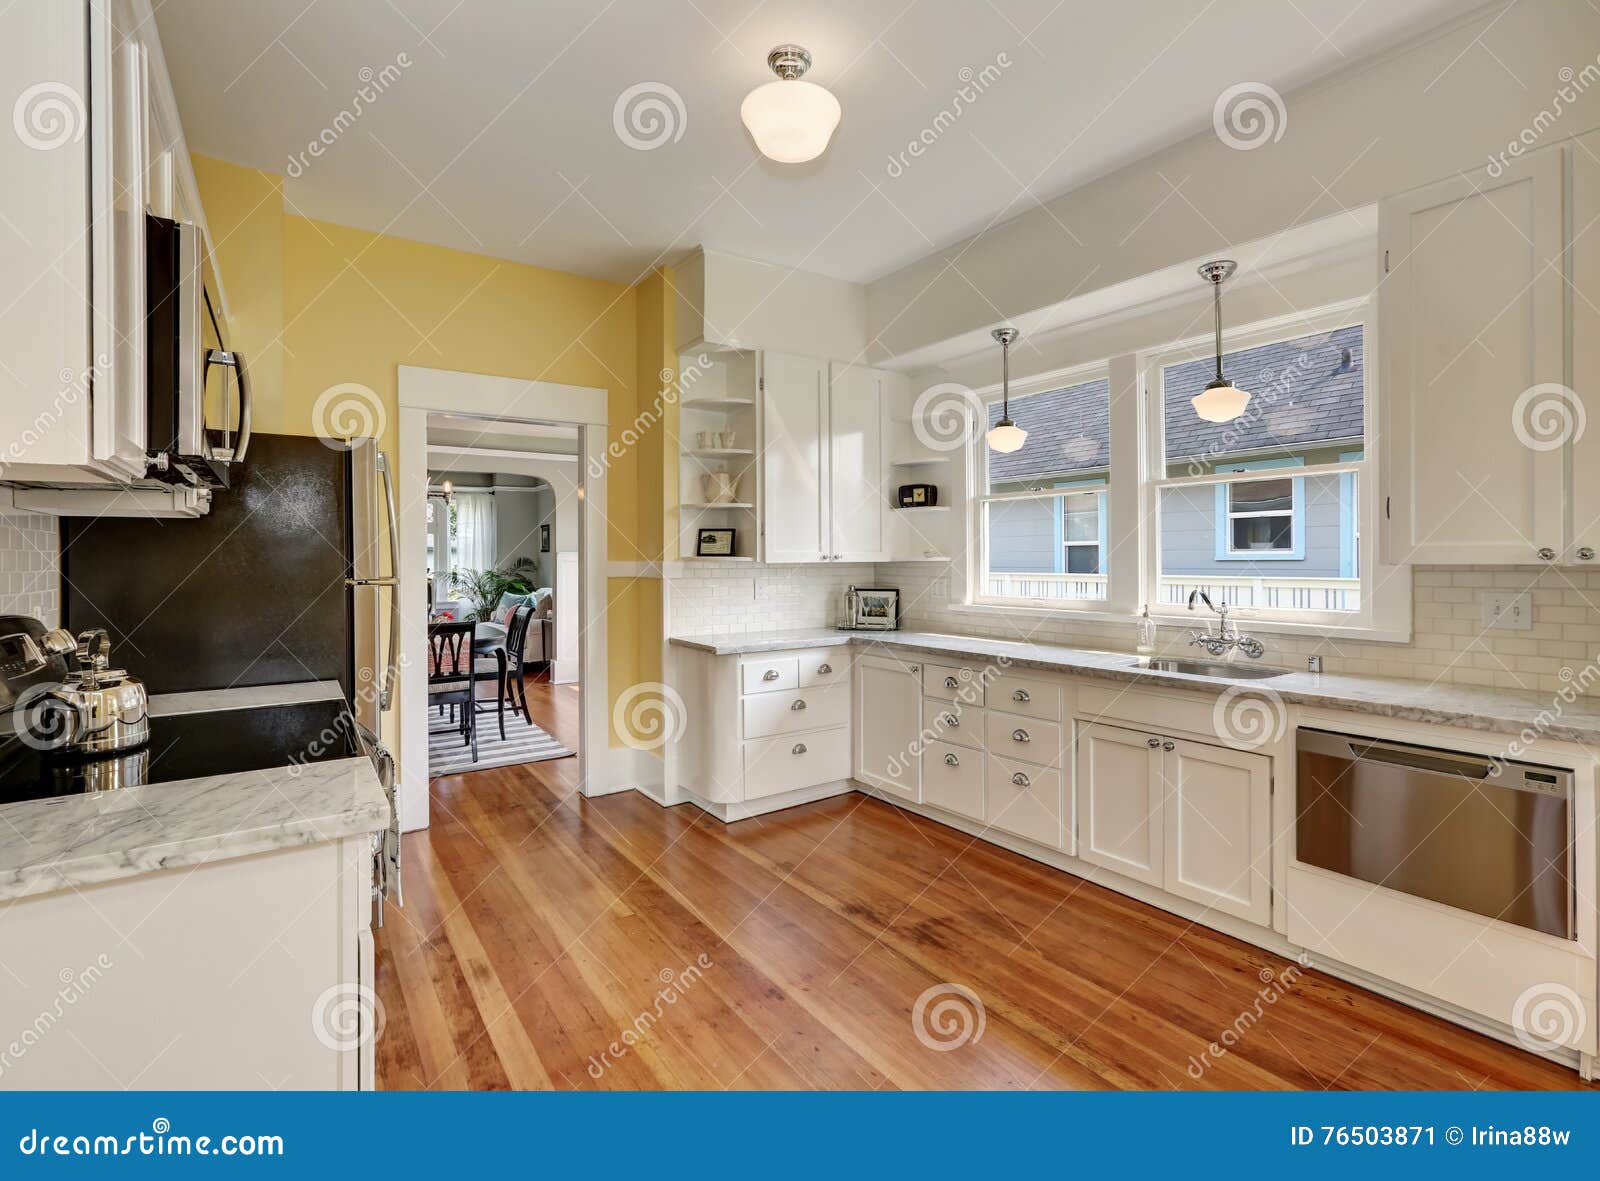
[1187,590,1265,659]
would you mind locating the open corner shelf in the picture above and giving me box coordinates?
[682,501,755,509]
[893,504,950,512]
[889,455,950,467]
[687,448,755,458]
[681,398,755,412]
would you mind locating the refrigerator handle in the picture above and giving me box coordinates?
[345,448,400,712]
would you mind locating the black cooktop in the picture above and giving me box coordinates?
[0,699,360,807]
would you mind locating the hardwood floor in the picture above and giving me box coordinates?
[376,727,1586,1090]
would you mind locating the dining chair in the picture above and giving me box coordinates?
[427,619,479,762]
[499,604,536,728]
[470,629,509,742]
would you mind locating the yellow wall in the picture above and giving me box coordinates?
[192,155,670,755]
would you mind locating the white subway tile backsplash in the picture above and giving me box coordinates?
[0,512,58,627]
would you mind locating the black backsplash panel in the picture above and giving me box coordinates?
[61,434,352,695]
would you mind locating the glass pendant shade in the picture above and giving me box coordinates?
[1190,380,1251,423]
[986,421,1028,453]
[741,79,841,162]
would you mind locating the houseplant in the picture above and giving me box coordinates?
[451,558,541,622]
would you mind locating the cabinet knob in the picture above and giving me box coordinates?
[944,676,958,689]
[791,699,807,711]
[792,743,807,755]
[832,554,842,560]
[1538,546,1557,561]
[1162,740,1175,752]
[817,663,832,674]
[1012,728,1030,743]
[1581,548,1596,562]
[762,669,780,681]
[1012,689,1031,702]
[1147,737,1161,748]
[1011,772,1030,787]
[944,753,959,767]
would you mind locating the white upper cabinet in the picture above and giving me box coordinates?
[0,0,209,488]
[1379,149,1566,565]
[826,362,889,562]
[761,351,830,562]
[761,352,890,564]
[1569,131,1600,565]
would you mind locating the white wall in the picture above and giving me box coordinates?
[675,247,872,362]
[866,2,1600,360]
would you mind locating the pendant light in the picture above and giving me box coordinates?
[740,45,841,163]
[1191,259,1251,423]
[986,327,1027,454]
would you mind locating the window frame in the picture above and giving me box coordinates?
[1214,459,1305,561]
[968,361,1113,610]
[957,295,1411,641]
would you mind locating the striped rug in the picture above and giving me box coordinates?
[428,709,574,776]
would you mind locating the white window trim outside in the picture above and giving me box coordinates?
[960,297,1412,642]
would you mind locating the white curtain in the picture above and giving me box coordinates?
[453,491,497,577]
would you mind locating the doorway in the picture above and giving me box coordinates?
[396,366,611,832]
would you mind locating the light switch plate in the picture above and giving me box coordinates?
[1481,590,1532,631]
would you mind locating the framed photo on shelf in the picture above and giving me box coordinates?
[852,587,899,631]
[695,527,736,557]
[539,523,551,552]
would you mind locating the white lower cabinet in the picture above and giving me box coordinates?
[985,751,1061,847]
[745,726,851,801]
[1076,723,1165,887]
[1076,721,1272,924]
[923,740,984,821]
[854,651,923,802]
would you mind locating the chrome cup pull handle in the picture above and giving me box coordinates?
[763,669,780,681]
[1012,689,1030,702]
[817,663,832,674]
[1011,772,1030,787]
[791,699,807,711]
[944,714,958,726]
[1012,728,1030,743]
[792,743,807,755]
[944,676,958,689]
[944,753,959,767]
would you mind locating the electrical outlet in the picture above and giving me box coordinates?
[1481,590,1532,631]
[751,578,766,601]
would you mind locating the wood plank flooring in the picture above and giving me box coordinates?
[375,680,1585,1090]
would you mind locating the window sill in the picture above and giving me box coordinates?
[948,600,1413,645]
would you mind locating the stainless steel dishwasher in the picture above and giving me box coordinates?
[1296,728,1573,939]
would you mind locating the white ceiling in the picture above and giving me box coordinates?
[154,0,1481,286]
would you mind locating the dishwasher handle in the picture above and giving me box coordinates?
[1347,738,1496,780]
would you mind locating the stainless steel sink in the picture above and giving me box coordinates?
[1130,656,1290,680]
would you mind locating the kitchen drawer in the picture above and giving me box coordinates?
[986,752,1064,849]
[922,698,983,750]
[984,711,1063,767]
[1078,683,1222,742]
[743,684,849,739]
[742,656,799,695]
[922,740,985,821]
[989,671,1064,721]
[798,649,849,687]
[744,725,851,801]
[922,661,988,706]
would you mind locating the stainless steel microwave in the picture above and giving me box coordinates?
[145,215,251,488]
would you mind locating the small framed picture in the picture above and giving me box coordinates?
[696,527,736,557]
[539,523,551,553]
[852,587,899,631]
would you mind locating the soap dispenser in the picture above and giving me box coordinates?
[1136,605,1156,655]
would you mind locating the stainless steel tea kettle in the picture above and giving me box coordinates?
[29,629,150,753]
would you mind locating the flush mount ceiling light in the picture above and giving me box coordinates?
[986,327,1028,454]
[1192,259,1252,424]
[740,45,841,163]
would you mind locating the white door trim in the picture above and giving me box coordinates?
[397,366,609,831]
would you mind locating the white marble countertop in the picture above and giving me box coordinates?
[670,628,1600,747]
[148,679,345,717]
[0,683,388,904]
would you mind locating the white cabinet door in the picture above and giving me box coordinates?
[761,351,829,562]
[1074,722,1163,887]
[1379,149,1565,565]
[854,652,922,802]
[1161,738,1272,926]
[827,362,888,561]
[89,0,151,480]
[1570,131,1600,565]
[0,1,95,471]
